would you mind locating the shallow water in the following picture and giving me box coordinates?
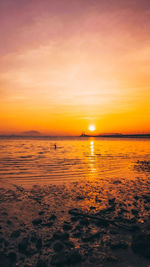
[0,137,150,187]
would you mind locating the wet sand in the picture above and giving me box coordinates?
[0,165,150,267]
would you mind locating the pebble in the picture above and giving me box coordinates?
[11,229,21,238]
[76,196,85,200]
[53,231,69,241]
[109,198,116,205]
[42,222,53,227]
[70,216,80,222]
[49,214,57,221]
[38,211,45,216]
[32,218,42,226]
[63,222,72,231]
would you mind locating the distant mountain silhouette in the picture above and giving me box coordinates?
[21,131,41,136]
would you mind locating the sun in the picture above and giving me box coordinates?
[88,125,96,132]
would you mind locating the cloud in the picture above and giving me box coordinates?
[0,0,150,133]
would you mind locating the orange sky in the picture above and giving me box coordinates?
[0,0,150,135]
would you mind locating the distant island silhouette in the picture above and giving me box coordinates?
[21,130,41,136]
[80,133,150,138]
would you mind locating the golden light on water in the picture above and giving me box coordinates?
[90,141,94,156]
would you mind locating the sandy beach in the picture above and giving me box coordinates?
[0,166,150,267]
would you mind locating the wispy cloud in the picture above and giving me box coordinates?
[0,0,150,133]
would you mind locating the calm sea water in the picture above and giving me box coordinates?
[0,137,150,186]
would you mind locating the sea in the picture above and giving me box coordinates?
[0,137,150,187]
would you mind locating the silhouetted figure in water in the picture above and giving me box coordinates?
[54,143,57,149]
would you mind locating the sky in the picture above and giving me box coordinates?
[0,0,150,135]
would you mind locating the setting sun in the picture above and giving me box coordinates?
[89,125,96,132]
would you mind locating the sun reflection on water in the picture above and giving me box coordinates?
[90,140,94,156]
[89,140,96,174]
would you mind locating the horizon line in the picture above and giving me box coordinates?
[0,133,150,138]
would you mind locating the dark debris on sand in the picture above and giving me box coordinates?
[134,160,150,173]
[0,179,150,267]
